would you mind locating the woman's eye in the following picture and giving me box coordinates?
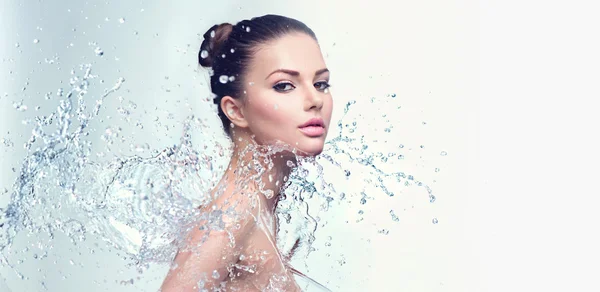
[273,82,295,92]
[315,81,331,91]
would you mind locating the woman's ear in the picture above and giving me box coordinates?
[221,96,249,129]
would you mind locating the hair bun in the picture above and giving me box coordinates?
[199,23,233,68]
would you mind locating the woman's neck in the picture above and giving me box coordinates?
[223,138,296,214]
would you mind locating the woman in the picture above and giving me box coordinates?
[161,14,333,291]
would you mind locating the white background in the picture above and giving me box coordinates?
[0,0,598,291]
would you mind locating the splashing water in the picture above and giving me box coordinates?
[0,59,440,291]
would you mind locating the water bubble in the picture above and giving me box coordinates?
[219,75,229,84]
[33,39,39,44]
[432,218,439,224]
[94,47,104,56]
[119,18,125,24]
[200,50,208,59]
[440,151,448,156]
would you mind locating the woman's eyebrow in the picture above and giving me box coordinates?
[265,68,329,79]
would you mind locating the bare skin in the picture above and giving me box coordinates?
[161,32,333,291]
[161,148,300,291]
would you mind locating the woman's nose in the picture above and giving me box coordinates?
[305,86,324,110]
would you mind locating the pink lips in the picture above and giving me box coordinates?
[299,118,325,137]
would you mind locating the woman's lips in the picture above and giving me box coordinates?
[298,125,325,137]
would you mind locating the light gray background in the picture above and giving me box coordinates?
[1,0,598,291]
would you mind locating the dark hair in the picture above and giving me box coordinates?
[198,14,318,137]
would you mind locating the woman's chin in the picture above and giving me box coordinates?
[295,146,324,157]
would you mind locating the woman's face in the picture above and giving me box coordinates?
[240,33,333,156]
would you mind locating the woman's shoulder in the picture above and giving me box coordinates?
[199,182,263,234]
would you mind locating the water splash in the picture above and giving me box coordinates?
[0,60,440,291]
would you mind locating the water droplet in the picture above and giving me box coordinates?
[273,104,278,110]
[212,270,220,279]
[94,47,104,56]
[246,26,251,32]
[432,218,438,224]
[15,43,20,48]
[420,145,425,149]
[33,39,39,44]
[435,168,440,172]
[440,151,448,156]
[210,30,215,38]
[228,76,235,82]
[429,194,436,203]
[230,48,235,53]
[219,75,229,84]
[134,143,149,152]
[248,81,255,86]
[390,210,399,222]
[391,93,396,98]
[13,101,27,112]
[119,18,125,24]
[200,50,208,59]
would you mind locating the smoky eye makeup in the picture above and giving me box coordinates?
[273,82,295,92]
